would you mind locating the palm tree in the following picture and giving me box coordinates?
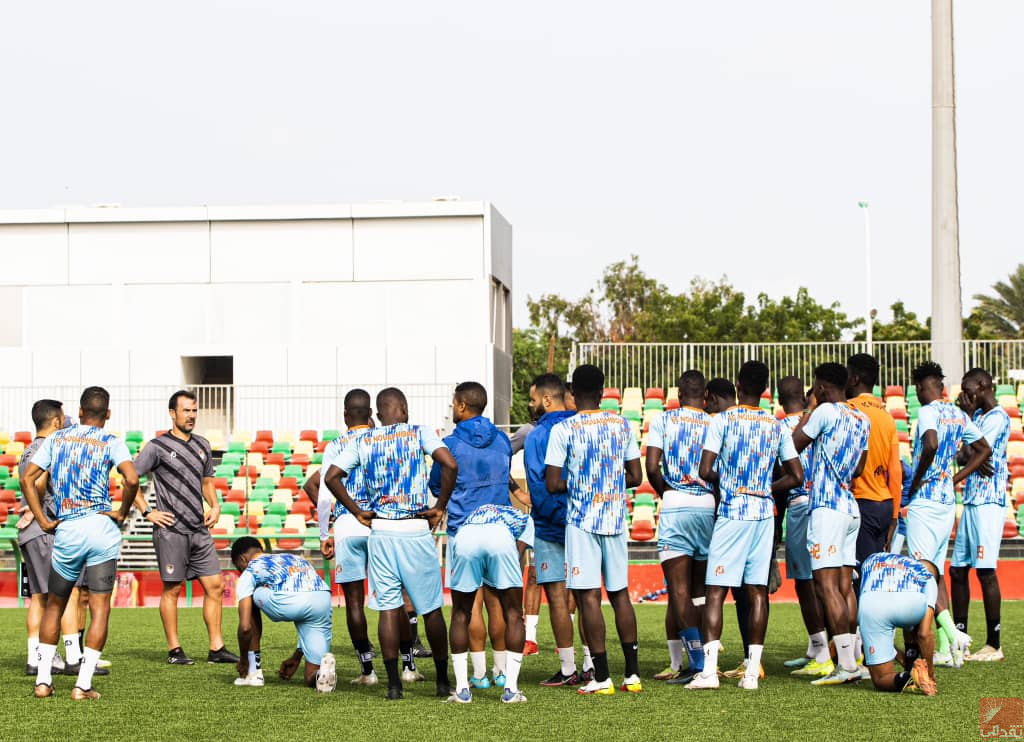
[972,264,1024,338]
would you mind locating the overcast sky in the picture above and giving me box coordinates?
[3,1,1021,329]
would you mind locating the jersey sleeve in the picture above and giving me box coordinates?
[916,404,939,434]
[801,404,835,441]
[419,427,445,457]
[518,517,535,548]
[543,422,570,468]
[132,442,159,476]
[236,570,256,600]
[624,423,641,462]
[778,426,798,461]
[962,419,983,445]
[202,441,215,477]
[30,435,54,471]
[977,412,1005,446]
[336,439,361,474]
[702,414,726,455]
[108,438,132,467]
[646,412,665,450]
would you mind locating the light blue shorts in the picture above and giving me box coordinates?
[657,508,714,562]
[335,535,369,584]
[807,507,859,570]
[253,587,332,665]
[368,528,443,614]
[906,499,955,575]
[706,517,774,587]
[858,582,936,666]
[449,523,522,593]
[533,537,566,585]
[951,503,1004,569]
[785,500,812,580]
[51,513,121,582]
[564,524,628,592]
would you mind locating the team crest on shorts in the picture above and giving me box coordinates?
[571,566,581,577]
[827,545,837,557]
[166,564,175,574]
[810,544,821,560]
[978,545,985,559]
[540,562,549,571]
[715,565,724,576]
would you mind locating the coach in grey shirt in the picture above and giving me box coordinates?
[133,389,238,666]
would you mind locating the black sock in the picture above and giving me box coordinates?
[384,658,401,689]
[987,617,1001,650]
[955,620,967,633]
[408,612,419,642]
[433,656,450,687]
[593,652,610,683]
[621,641,639,678]
[253,651,262,670]
[354,638,374,675]
[78,634,84,653]
[400,640,415,671]
[894,670,912,691]
[904,643,920,666]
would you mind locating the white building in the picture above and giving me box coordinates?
[0,201,513,437]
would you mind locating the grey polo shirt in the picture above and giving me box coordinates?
[17,437,55,545]
[134,432,214,534]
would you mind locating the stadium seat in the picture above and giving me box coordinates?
[249,441,271,455]
[14,431,33,445]
[600,398,620,411]
[890,408,909,421]
[1002,521,1019,539]
[0,431,9,446]
[225,490,246,505]
[602,388,621,401]
[220,501,241,517]
[278,476,299,492]
[277,528,304,550]
[643,398,664,411]
[0,454,16,468]
[259,465,281,484]
[244,515,261,531]
[665,398,680,410]
[227,441,247,454]
[291,499,314,518]
[644,387,665,401]
[886,397,907,413]
[630,521,655,541]
[214,464,237,478]
[249,490,271,504]
[635,481,656,496]
[315,440,329,453]
[211,527,232,549]
[293,441,314,457]
[262,514,283,530]
[300,430,319,444]
[248,500,266,516]
[285,460,307,475]
[272,490,293,506]
[884,385,904,398]
[264,452,286,468]
[322,429,340,442]
[255,430,274,444]
[245,452,264,468]
[267,502,289,517]
[284,513,306,531]
[271,441,292,454]
[4,442,25,457]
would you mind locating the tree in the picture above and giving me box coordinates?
[511,328,570,424]
[972,263,1024,338]
[854,301,929,341]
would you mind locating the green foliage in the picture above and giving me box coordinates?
[511,328,570,424]
[853,300,930,342]
[972,263,1024,338]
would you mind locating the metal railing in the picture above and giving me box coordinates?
[570,340,1024,391]
[0,383,456,439]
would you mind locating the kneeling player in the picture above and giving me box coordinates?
[447,504,534,704]
[231,537,336,692]
[858,552,937,695]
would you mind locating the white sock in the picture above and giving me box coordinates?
[667,639,684,671]
[525,615,539,643]
[505,651,523,693]
[745,644,763,678]
[557,647,576,676]
[35,643,57,686]
[853,629,863,662]
[703,640,721,676]
[582,645,594,672]
[64,633,82,665]
[28,637,40,665]
[470,651,487,678]
[453,652,469,692]
[492,650,507,676]
[247,650,261,675]
[804,634,815,658]
[810,631,829,663]
[835,633,857,672]
[76,647,101,690]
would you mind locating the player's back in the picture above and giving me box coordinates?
[807,402,870,514]
[710,405,786,520]
[912,401,972,504]
[848,393,897,501]
[859,552,934,596]
[354,422,434,517]
[321,426,371,515]
[781,414,812,500]
[464,503,532,542]
[243,553,328,594]
[649,406,713,495]
[42,424,124,520]
[964,406,1010,506]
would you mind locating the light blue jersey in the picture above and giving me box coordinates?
[781,414,813,501]
[963,407,1010,506]
[237,553,328,599]
[336,423,445,519]
[30,424,131,521]
[647,406,714,495]
[911,401,983,505]
[703,406,798,521]
[544,410,641,536]
[464,504,534,545]
[860,552,935,599]
[802,402,870,517]
[321,426,372,516]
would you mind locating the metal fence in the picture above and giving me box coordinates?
[0,383,456,439]
[570,340,1024,392]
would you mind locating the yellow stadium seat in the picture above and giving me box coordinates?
[305,464,320,478]
[284,514,306,531]
[293,440,314,457]
[998,395,1018,410]
[4,441,25,457]
[247,501,265,518]
[949,384,961,399]
[231,477,248,492]
[899,442,911,461]
[277,431,298,445]
[246,452,264,468]
[885,397,907,412]
[272,489,293,506]
[1011,418,1023,434]
[629,421,641,440]
[0,431,9,446]
[622,387,643,409]
[205,429,227,449]
[231,430,254,445]
[216,514,236,530]
[642,409,660,425]
[1009,441,1024,459]
[1011,478,1024,496]
[260,465,281,484]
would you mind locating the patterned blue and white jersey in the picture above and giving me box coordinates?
[703,406,797,521]
[963,407,1010,507]
[544,410,641,535]
[647,406,714,496]
[802,403,871,516]
[30,424,131,521]
[781,414,814,502]
[860,553,935,600]
[911,401,983,506]
[464,504,535,546]
[236,553,328,599]
[320,426,372,516]
[336,423,445,519]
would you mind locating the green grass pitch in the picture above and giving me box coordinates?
[3,602,1020,741]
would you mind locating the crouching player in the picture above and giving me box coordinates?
[231,537,336,693]
[448,504,534,705]
[858,552,938,695]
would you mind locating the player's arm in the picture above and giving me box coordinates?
[420,446,458,530]
[952,429,991,486]
[324,463,368,525]
[908,430,937,494]
[625,457,642,489]
[202,476,219,528]
[697,451,719,487]
[853,449,869,479]
[20,462,57,532]
[115,460,140,521]
[543,423,570,494]
[237,596,257,655]
[509,475,531,508]
[771,457,803,496]
[302,469,321,505]
[645,447,668,495]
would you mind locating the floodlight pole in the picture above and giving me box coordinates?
[931,0,964,383]
[859,201,872,353]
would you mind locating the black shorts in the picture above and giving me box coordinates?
[154,529,221,582]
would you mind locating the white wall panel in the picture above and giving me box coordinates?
[337,345,386,384]
[22,286,117,347]
[68,222,210,285]
[128,350,183,385]
[234,348,288,385]
[0,225,69,285]
[382,280,477,344]
[385,343,437,384]
[286,344,336,385]
[208,283,290,344]
[210,220,354,283]
[353,217,483,281]
[31,350,82,386]
[81,349,130,386]
[122,285,207,345]
[0,349,33,385]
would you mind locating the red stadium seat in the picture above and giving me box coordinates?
[245,515,261,531]
[630,522,655,541]
[14,431,33,445]
[0,455,16,467]
[255,430,274,444]
[1006,407,1021,419]
[289,454,310,468]
[1011,464,1024,479]
[761,390,771,400]
[635,481,656,496]
[1002,521,1019,539]
[665,398,680,410]
[211,528,231,550]
[226,490,246,504]
[237,466,260,481]
[898,431,910,443]
[265,453,286,467]
[291,500,314,517]
[1010,430,1024,442]
[602,388,621,401]
[212,477,229,492]
[278,477,299,492]
[885,385,904,398]
[250,441,271,454]
[645,387,665,401]
[277,528,304,550]
[315,440,329,453]
[300,430,319,443]
[0,490,16,503]
[775,409,786,420]
[890,408,909,421]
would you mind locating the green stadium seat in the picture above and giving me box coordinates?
[271,441,292,454]
[322,430,340,443]
[0,526,18,542]
[997,384,1015,398]
[126,441,140,455]
[267,502,289,516]
[633,493,656,508]
[250,490,271,503]
[311,453,323,465]
[227,441,247,454]
[261,515,283,530]
[283,464,304,478]
[214,464,237,478]
[125,430,144,443]
[222,452,245,465]
[600,399,620,411]
[643,399,663,411]
[5,513,19,527]
[759,399,772,411]
[623,410,642,422]
[254,477,275,490]
[895,420,910,433]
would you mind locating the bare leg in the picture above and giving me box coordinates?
[542,581,574,648]
[483,586,507,652]
[159,581,184,650]
[197,573,226,651]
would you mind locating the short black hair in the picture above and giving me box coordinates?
[80,386,110,418]
[814,362,849,390]
[571,364,605,397]
[677,370,706,398]
[377,387,407,409]
[531,373,566,400]
[737,360,770,396]
[168,389,197,411]
[777,376,805,406]
[847,353,879,388]
[31,399,63,431]
[454,381,488,413]
[706,377,736,403]
[230,536,262,564]
[343,388,372,411]
[963,367,993,389]
[912,361,944,386]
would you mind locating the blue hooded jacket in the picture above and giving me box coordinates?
[524,410,576,544]
[428,415,512,537]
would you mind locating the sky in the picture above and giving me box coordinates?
[3,1,1021,329]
